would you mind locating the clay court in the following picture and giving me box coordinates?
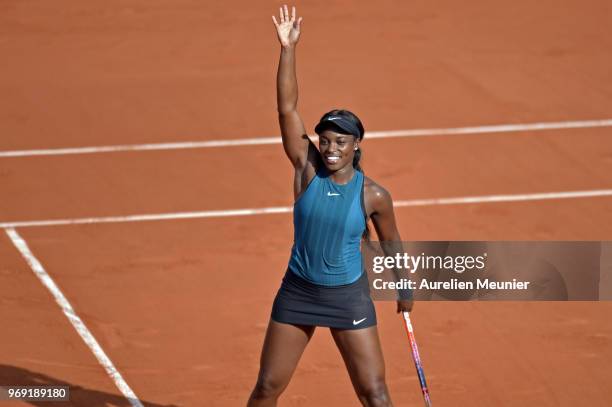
[1,1,612,406]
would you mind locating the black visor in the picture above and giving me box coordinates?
[314,115,362,140]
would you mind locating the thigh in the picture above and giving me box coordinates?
[257,319,315,386]
[330,325,386,387]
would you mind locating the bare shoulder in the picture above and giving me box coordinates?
[364,176,391,200]
[363,176,393,215]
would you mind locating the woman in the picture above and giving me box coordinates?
[247,5,412,406]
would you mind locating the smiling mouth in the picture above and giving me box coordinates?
[325,156,340,164]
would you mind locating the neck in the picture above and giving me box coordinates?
[328,165,355,185]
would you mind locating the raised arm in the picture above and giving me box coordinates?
[272,5,315,171]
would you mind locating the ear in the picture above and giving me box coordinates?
[354,138,360,151]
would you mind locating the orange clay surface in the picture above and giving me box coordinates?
[1,1,612,406]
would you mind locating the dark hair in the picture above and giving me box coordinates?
[316,109,365,172]
[317,109,371,241]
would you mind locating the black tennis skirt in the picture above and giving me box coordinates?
[271,269,377,330]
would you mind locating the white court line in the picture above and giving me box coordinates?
[1,189,611,229]
[1,118,611,158]
[392,189,612,206]
[5,228,144,407]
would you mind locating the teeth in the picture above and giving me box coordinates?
[327,156,340,161]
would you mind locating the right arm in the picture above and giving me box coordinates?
[273,5,319,199]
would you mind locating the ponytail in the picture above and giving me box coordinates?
[352,145,371,241]
[353,146,363,173]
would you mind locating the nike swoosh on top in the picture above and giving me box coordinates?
[327,192,340,196]
[353,318,367,325]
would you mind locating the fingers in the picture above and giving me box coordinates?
[276,5,301,28]
[396,300,414,313]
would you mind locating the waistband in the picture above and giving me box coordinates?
[283,268,369,294]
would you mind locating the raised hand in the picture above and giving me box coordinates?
[272,5,303,48]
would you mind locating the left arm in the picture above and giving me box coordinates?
[366,181,414,313]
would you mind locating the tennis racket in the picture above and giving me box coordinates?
[402,311,432,406]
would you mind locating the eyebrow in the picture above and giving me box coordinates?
[320,135,350,141]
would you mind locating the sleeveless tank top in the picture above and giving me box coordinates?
[287,168,367,286]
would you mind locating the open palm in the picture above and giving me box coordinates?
[272,5,303,47]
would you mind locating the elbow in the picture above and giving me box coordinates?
[277,106,297,116]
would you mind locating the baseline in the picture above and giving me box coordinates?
[1,118,611,158]
[1,188,611,229]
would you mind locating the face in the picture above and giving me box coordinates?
[318,130,359,171]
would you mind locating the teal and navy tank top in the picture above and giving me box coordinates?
[287,168,367,286]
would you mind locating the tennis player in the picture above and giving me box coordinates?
[247,5,412,406]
